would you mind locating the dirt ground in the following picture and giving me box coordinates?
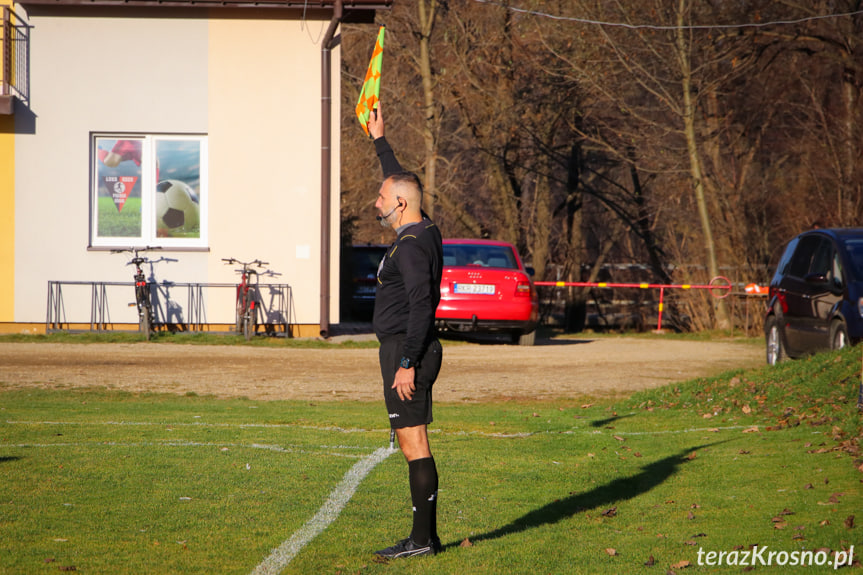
[0,335,764,402]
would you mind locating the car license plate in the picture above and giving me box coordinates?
[454,283,495,295]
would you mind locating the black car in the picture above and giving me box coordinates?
[343,244,388,321]
[764,228,863,365]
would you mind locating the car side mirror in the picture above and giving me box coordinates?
[804,273,829,285]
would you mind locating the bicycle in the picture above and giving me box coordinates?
[112,247,160,340]
[222,258,267,340]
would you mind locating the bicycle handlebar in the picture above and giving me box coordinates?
[222,258,268,268]
[112,246,161,266]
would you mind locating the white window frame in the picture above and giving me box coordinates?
[90,133,208,249]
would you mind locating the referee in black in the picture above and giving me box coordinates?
[367,104,444,559]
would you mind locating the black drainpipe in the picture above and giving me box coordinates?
[320,0,342,338]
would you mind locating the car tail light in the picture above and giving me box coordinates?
[515,281,532,297]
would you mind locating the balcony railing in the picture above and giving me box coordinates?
[1,5,29,112]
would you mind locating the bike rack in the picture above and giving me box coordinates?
[46,280,293,335]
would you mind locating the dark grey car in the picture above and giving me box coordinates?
[764,228,863,365]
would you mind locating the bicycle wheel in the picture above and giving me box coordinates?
[235,289,244,335]
[244,297,257,341]
[140,304,152,340]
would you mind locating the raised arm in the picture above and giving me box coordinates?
[368,104,404,178]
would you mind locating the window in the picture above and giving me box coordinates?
[787,236,820,278]
[91,134,208,248]
[443,244,519,269]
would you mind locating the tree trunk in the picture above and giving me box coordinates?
[674,0,730,329]
[417,0,438,218]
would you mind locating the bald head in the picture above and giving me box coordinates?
[385,172,423,215]
[377,171,423,228]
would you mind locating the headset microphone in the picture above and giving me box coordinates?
[375,199,403,225]
[375,205,399,223]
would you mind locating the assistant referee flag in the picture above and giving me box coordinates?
[356,26,385,137]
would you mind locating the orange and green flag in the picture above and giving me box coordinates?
[356,26,385,136]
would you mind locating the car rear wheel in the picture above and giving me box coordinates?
[830,320,848,351]
[511,330,535,346]
[765,316,786,365]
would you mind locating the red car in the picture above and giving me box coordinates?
[436,239,539,345]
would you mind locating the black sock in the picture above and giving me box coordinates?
[408,457,438,545]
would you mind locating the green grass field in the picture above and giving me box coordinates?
[97,196,142,238]
[1,342,861,574]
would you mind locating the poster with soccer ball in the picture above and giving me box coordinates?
[95,138,144,238]
[154,139,202,239]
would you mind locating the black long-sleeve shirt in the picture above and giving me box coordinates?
[374,135,403,177]
[371,136,443,365]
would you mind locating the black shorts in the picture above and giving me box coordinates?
[379,337,443,429]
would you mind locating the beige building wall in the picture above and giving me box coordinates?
[6,9,340,331]
[207,17,340,327]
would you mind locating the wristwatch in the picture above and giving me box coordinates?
[399,357,413,369]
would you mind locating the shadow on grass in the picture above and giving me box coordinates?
[0,456,21,464]
[462,442,728,548]
[590,413,637,428]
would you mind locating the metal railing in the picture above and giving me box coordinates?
[1,5,29,103]
[46,280,294,335]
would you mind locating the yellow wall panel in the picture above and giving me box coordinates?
[0,116,13,321]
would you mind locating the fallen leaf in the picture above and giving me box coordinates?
[687,511,696,520]
[613,435,625,442]
[804,483,813,489]
[779,508,794,515]
[686,452,697,460]
[742,405,752,414]
[601,507,617,517]
[581,403,594,409]
[43,558,55,563]
[773,522,787,530]
[671,560,691,569]
[460,537,473,547]
[644,555,655,566]
[738,450,751,454]
[605,547,617,556]
[634,452,642,457]
[742,426,759,433]
[820,520,831,526]
[844,515,855,529]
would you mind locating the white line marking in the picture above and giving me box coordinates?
[5,420,383,434]
[5,419,751,437]
[250,446,396,575]
[8,441,367,459]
